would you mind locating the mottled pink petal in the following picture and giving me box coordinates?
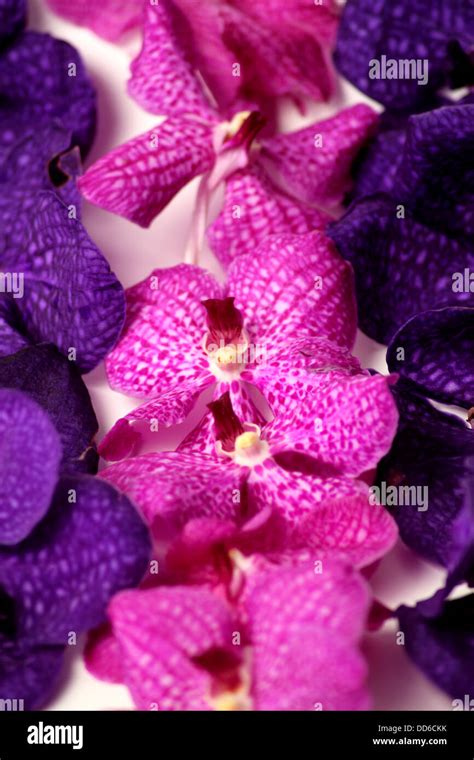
[245,337,363,418]
[47,0,143,41]
[234,0,340,44]
[207,165,329,268]
[84,623,124,684]
[226,232,357,349]
[260,104,379,207]
[171,0,244,111]
[100,451,244,540]
[99,374,214,461]
[108,586,236,710]
[218,3,336,106]
[248,458,361,527]
[128,0,216,119]
[79,117,216,227]
[105,266,223,397]
[266,373,399,477]
[244,561,371,710]
[287,489,398,568]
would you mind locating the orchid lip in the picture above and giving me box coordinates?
[217,423,270,467]
[203,331,249,380]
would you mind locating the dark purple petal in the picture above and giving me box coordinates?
[397,105,474,241]
[0,389,61,545]
[0,124,82,222]
[334,0,473,110]
[398,591,474,700]
[0,632,64,710]
[0,31,96,158]
[0,0,26,46]
[0,475,151,646]
[0,296,28,356]
[0,345,98,474]
[387,308,474,408]
[377,381,474,569]
[0,193,126,372]
[351,118,407,202]
[330,195,474,344]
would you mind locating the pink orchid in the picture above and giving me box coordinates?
[98,232,358,459]
[100,383,398,572]
[86,559,371,711]
[47,0,144,41]
[78,3,377,265]
[55,0,340,108]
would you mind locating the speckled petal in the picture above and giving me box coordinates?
[0,634,64,710]
[3,193,126,373]
[108,585,236,710]
[226,232,357,350]
[105,265,222,398]
[0,31,96,158]
[387,308,474,408]
[99,373,215,462]
[207,165,328,268]
[79,117,216,227]
[47,0,143,41]
[0,0,26,45]
[0,124,82,229]
[128,0,215,119]
[330,195,474,345]
[246,337,363,419]
[398,590,474,700]
[0,296,29,357]
[334,0,473,110]
[248,460,397,566]
[0,475,150,645]
[0,389,61,545]
[245,562,370,710]
[259,104,378,207]
[100,451,244,541]
[265,373,398,477]
[0,345,99,474]
[397,105,474,241]
[377,381,474,569]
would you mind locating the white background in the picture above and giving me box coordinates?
[26,0,452,711]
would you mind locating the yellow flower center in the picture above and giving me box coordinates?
[235,431,259,451]
[215,344,238,366]
[225,110,251,140]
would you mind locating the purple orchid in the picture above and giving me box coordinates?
[97,232,361,459]
[0,345,151,708]
[79,98,377,266]
[376,307,474,571]
[0,3,125,371]
[0,124,126,372]
[395,460,474,701]
[334,0,474,113]
[330,103,474,345]
[0,0,96,162]
[85,559,372,711]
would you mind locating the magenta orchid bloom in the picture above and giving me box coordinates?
[51,0,340,110]
[85,559,371,711]
[98,232,358,460]
[99,386,398,571]
[78,6,377,265]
